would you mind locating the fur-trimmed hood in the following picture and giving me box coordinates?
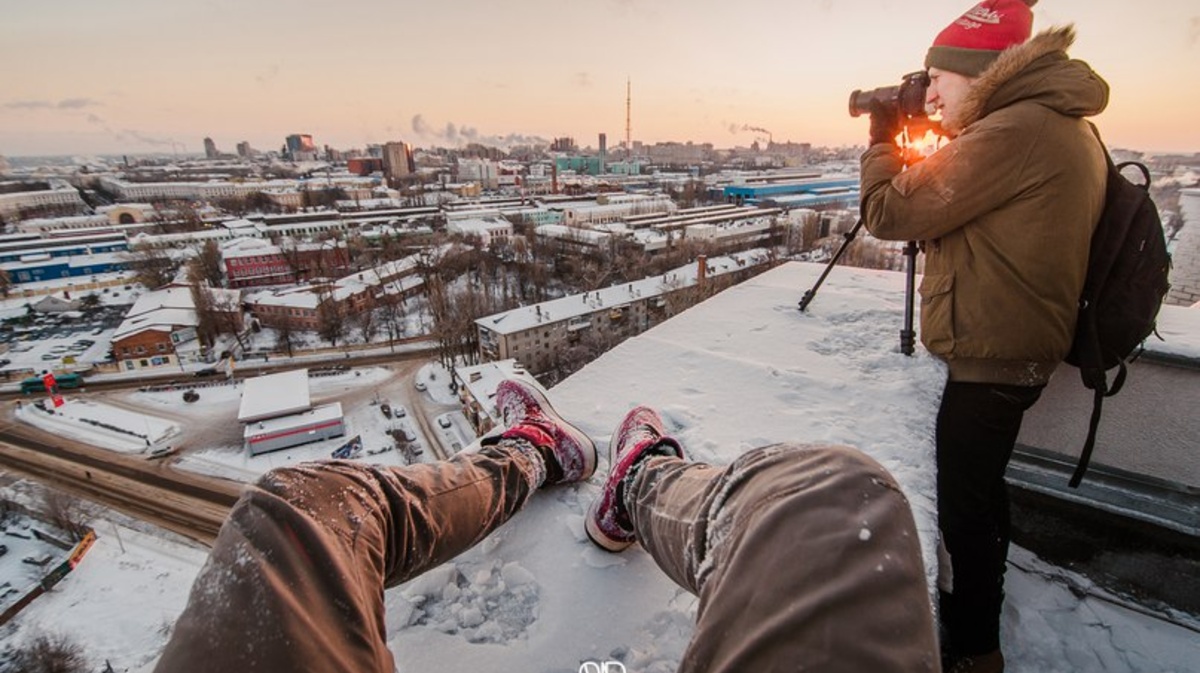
[955,25,1109,130]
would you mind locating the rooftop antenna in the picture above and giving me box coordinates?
[625,77,632,159]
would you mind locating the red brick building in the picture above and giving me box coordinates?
[222,238,350,288]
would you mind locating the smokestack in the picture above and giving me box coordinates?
[552,162,558,194]
[697,255,707,287]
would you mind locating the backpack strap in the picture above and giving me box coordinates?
[1071,123,1114,490]
[1069,384,1107,488]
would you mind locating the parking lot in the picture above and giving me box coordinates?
[0,302,128,377]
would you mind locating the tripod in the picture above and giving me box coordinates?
[797,220,919,357]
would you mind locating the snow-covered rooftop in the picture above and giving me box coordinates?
[237,369,312,423]
[3,262,1198,671]
[476,250,773,336]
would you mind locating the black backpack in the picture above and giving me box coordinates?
[1063,125,1172,488]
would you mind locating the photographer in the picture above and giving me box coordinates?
[857,1,1108,671]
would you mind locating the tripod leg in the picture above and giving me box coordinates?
[798,219,865,312]
[900,241,918,356]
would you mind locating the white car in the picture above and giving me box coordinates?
[147,446,177,460]
[437,417,451,429]
[414,380,427,392]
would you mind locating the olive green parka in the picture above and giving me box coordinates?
[861,26,1109,385]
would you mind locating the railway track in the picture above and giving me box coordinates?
[0,428,239,546]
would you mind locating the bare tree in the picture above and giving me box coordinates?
[7,631,88,673]
[377,291,406,352]
[0,267,11,298]
[274,319,298,357]
[316,290,346,347]
[41,489,90,541]
[124,243,177,290]
[187,270,220,352]
[193,240,225,287]
[351,306,377,345]
[210,289,248,352]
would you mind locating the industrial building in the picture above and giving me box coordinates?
[722,176,859,208]
[238,369,346,455]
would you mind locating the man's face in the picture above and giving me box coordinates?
[927,67,976,134]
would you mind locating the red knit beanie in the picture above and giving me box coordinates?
[925,0,1037,77]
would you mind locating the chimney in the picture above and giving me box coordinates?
[697,255,707,287]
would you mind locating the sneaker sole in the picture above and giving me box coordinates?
[515,383,598,481]
[584,502,635,552]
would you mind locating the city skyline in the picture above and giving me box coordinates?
[3,0,1199,157]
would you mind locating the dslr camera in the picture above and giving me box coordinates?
[848,70,931,119]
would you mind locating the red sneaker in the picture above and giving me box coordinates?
[585,406,684,552]
[495,379,597,484]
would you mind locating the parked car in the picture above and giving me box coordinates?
[414,380,427,392]
[437,417,452,429]
[147,446,177,460]
[0,543,7,558]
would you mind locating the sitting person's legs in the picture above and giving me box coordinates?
[157,379,595,673]
[589,406,940,673]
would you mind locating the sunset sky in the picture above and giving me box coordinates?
[2,0,1198,157]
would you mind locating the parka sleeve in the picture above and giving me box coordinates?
[859,112,1037,242]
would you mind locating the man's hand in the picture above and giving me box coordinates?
[868,100,902,147]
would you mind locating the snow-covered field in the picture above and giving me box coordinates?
[2,262,1198,672]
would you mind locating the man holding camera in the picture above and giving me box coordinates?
[858,1,1109,671]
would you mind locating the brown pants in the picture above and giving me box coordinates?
[157,442,938,672]
[630,444,940,673]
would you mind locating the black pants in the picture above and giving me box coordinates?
[936,380,1044,657]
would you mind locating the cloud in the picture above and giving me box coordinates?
[408,113,543,149]
[726,122,773,137]
[118,129,176,148]
[1189,17,1199,47]
[574,72,592,88]
[255,64,281,87]
[5,100,53,110]
[5,97,101,110]
[86,113,105,125]
[411,114,432,136]
[57,97,100,109]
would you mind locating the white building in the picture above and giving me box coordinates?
[238,369,346,455]
[447,216,514,247]
[0,185,87,217]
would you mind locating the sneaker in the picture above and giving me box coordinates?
[585,406,684,552]
[494,379,597,485]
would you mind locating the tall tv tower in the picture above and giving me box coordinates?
[625,77,632,159]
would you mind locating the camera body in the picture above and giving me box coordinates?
[848,71,931,119]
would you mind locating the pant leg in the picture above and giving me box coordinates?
[154,442,543,673]
[935,381,1043,657]
[628,443,939,673]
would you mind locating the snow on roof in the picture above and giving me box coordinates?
[535,224,613,244]
[222,218,259,231]
[244,285,322,310]
[111,285,203,340]
[125,285,196,318]
[447,217,511,236]
[238,369,312,423]
[455,359,534,423]
[1147,303,1200,360]
[476,250,772,336]
[220,237,280,257]
[112,308,198,341]
[243,401,343,440]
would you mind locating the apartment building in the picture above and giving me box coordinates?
[475,251,774,377]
